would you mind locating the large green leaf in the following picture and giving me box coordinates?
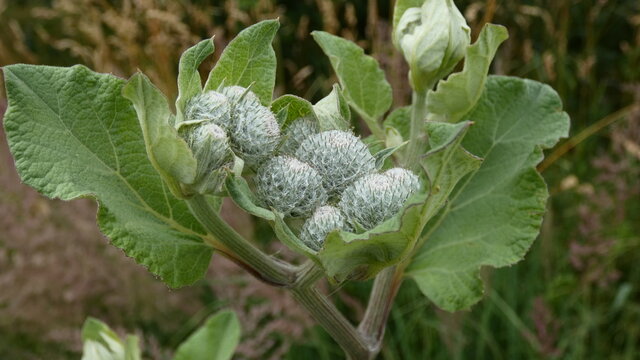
[312,31,392,137]
[426,24,508,122]
[173,310,241,360]
[123,72,197,198]
[408,76,570,311]
[175,38,215,124]
[204,20,280,105]
[2,64,213,287]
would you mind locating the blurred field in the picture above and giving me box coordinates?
[1,0,639,359]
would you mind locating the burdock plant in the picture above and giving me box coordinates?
[2,0,569,358]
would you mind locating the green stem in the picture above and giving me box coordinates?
[405,90,429,170]
[292,286,373,360]
[358,266,403,352]
[186,195,296,287]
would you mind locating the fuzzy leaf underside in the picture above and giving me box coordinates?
[204,20,280,105]
[270,94,317,129]
[173,310,241,360]
[81,317,141,360]
[2,64,212,287]
[175,38,215,124]
[312,31,392,133]
[314,84,351,131]
[392,0,425,45]
[408,76,570,311]
[426,24,509,122]
[123,72,197,198]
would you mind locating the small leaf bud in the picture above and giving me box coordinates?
[255,156,328,217]
[300,205,350,251]
[295,130,376,196]
[394,0,470,91]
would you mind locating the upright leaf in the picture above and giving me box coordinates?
[204,20,280,105]
[408,76,570,311]
[426,24,509,122]
[313,84,350,131]
[174,310,241,360]
[3,65,213,287]
[123,72,197,198]
[312,31,392,138]
[176,38,215,124]
[270,94,317,129]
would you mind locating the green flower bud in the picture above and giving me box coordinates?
[179,122,233,194]
[255,156,328,217]
[184,90,232,126]
[295,130,376,196]
[339,169,420,230]
[220,86,281,166]
[300,205,350,251]
[279,117,319,155]
[394,0,470,91]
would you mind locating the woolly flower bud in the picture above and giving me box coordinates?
[255,156,328,217]
[279,117,319,155]
[394,0,470,91]
[180,122,233,194]
[339,170,420,230]
[295,130,375,195]
[383,167,421,199]
[184,90,232,126]
[300,206,350,251]
[220,86,281,166]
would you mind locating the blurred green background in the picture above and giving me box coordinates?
[1,0,639,359]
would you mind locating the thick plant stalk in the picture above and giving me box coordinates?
[186,195,297,286]
[405,90,429,170]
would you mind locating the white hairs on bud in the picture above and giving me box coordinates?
[255,156,328,217]
[279,117,319,155]
[295,130,375,196]
[339,169,420,230]
[184,90,232,127]
[299,205,350,251]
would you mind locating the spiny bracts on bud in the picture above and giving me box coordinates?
[221,86,281,166]
[184,90,232,126]
[179,122,233,194]
[255,156,328,217]
[279,117,319,155]
[299,205,350,251]
[295,130,376,196]
[339,169,421,230]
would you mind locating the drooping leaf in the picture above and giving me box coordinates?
[408,76,570,311]
[3,64,213,287]
[270,94,317,129]
[314,84,351,131]
[173,310,241,360]
[123,72,197,198]
[175,38,215,124]
[204,20,280,105]
[225,174,275,221]
[312,31,392,138]
[426,24,509,122]
[319,191,429,281]
[82,317,141,360]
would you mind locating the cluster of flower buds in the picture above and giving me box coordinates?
[254,126,420,251]
[180,86,281,194]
